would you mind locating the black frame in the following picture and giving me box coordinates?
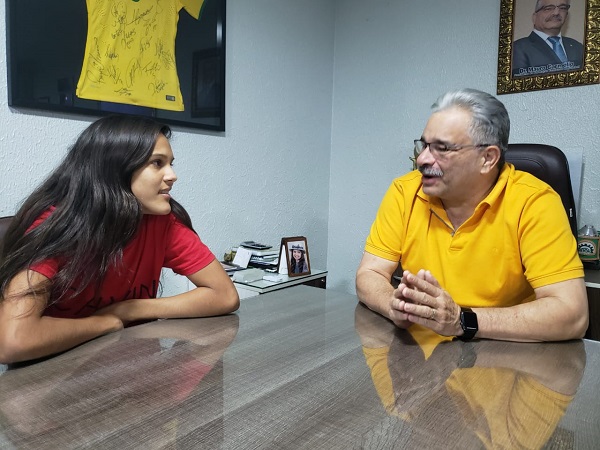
[6,0,226,131]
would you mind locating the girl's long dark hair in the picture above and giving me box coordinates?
[0,115,194,305]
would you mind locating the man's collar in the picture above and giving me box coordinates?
[480,163,511,207]
[533,29,563,41]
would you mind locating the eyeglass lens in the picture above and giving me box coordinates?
[538,4,570,13]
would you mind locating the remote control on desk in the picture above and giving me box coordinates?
[240,241,272,250]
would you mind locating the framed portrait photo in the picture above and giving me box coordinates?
[497,0,600,94]
[277,236,311,277]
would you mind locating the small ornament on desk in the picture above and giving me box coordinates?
[578,225,600,270]
[223,249,236,264]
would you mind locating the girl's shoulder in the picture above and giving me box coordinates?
[142,213,192,235]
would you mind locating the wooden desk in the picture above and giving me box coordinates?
[1,286,600,448]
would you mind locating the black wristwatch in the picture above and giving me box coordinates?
[458,307,478,341]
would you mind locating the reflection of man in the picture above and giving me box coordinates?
[356,88,588,342]
[512,0,584,77]
[354,303,586,449]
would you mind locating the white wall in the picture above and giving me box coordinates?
[2,0,598,297]
[327,0,600,293]
[0,1,335,289]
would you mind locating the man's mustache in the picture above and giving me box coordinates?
[419,166,444,177]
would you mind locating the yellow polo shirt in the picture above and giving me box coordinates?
[77,0,205,111]
[365,163,583,308]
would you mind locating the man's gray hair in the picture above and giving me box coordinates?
[431,88,510,154]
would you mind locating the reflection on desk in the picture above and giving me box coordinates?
[1,286,599,449]
[0,316,239,448]
[233,268,327,298]
[355,303,586,449]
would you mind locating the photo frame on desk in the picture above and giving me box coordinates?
[277,236,311,277]
[497,0,600,95]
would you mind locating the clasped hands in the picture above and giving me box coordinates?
[389,269,462,337]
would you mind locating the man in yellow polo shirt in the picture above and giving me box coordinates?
[356,88,588,342]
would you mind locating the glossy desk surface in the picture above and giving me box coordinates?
[1,286,600,449]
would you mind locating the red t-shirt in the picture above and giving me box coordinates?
[30,213,215,318]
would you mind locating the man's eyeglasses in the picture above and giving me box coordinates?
[535,4,570,13]
[413,139,491,159]
[409,139,492,170]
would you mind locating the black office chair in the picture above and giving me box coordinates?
[505,144,578,238]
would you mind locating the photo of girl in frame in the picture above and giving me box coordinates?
[282,237,311,277]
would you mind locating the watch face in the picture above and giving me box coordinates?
[459,309,478,341]
[461,310,478,332]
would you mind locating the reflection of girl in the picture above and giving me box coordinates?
[0,315,239,448]
[0,115,239,364]
[290,244,308,274]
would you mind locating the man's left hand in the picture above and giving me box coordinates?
[392,269,462,336]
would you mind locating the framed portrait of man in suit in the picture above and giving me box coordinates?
[497,0,600,94]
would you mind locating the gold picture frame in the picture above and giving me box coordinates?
[497,0,600,94]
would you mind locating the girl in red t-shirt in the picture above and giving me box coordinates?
[0,115,239,364]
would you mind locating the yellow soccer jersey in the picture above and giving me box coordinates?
[76,0,204,111]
